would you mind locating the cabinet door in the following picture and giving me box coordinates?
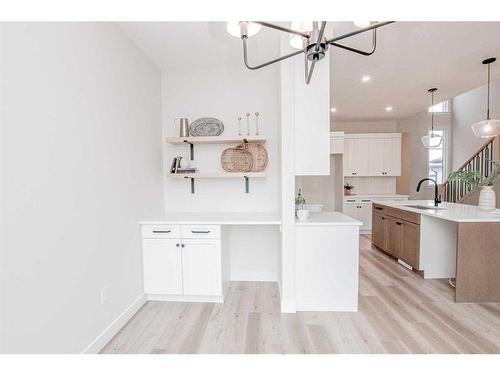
[182,239,222,296]
[382,138,401,176]
[401,221,420,269]
[385,217,402,258]
[353,138,372,176]
[368,138,385,176]
[343,138,355,176]
[359,205,373,231]
[372,212,386,249]
[142,239,182,295]
[343,204,360,220]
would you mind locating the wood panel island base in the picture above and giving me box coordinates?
[372,201,500,303]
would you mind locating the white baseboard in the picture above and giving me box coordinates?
[81,293,147,354]
[280,298,296,313]
[230,271,278,282]
[147,294,223,303]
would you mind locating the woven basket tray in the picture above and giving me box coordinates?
[237,143,268,172]
[221,147,253,172]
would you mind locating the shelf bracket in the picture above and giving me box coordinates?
[244,176,249,193]
[184,176,195,194]
[183,140,194,160]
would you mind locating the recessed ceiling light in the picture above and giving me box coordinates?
[330,107,337,112]
[385,106,393,112]
[361,75,371,82]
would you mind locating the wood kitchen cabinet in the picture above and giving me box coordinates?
[371,204,421,271]
[385,217,402,258]
[372,211,386,249]
[400,221,420,269]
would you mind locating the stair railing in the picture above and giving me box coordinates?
[441,135,499,203]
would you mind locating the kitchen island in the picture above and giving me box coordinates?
[371,200,500,303]
[295,212,362,311]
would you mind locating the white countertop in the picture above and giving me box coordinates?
[295,211,363,226]
[373,200,500,223]
[344,194,409,199]
[140,212,281,225]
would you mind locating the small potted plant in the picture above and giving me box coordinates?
[344,183,355,196]
[448,160,499,211]
[295,189,306,210]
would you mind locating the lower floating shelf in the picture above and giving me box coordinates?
[168,172,266,193]
[169,172,266,179]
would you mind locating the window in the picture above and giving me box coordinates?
[428,130,446,184]
[428,100,449,113]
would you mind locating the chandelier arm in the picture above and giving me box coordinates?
[314,21,327,52]
[329,29,377,56]
[252,21,310,38]
[326,21,394,44]
[305,59,316,84]
[242,37,304,70]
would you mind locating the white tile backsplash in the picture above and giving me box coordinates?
[344,177,396,195]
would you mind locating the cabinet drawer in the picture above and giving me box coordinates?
[181,224,220,239]
[385,207,420,225]
[142,224,181,239]
[344,197,358,204]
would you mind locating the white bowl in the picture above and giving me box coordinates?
[297,209,310,221]
[303,204,324,213]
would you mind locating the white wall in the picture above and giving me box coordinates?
[161,66,281,284]
[333,120,398,133]
[295,155,343,211]
[162,67,280,213]
[452,79,500,170]
[397,111,452,199]
[0,23,163,353]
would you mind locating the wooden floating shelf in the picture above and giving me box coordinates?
[169,172,266,179]
[165,136,266,145]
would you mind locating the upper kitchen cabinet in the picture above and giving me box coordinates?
[343,133,401,177]
[284,42,330,176]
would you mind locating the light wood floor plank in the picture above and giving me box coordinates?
[101,235,500,354]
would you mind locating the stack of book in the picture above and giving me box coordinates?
[170,156,197,174]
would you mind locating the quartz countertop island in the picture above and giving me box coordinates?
[371,199,500,223]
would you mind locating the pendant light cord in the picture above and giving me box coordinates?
[431,89,435,132]
[487,62,491,120]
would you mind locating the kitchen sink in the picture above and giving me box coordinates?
[405,205,445,210]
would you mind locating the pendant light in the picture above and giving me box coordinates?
[421,88,443,148]
[471,57,500,138]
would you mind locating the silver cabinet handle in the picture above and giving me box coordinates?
[191,230,210,234]
[153,230,171,233]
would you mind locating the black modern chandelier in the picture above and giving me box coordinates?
[227,21,395,84]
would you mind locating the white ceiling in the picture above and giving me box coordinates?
[120,21,500,121]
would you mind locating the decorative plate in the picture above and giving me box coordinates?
[190,117,224,136]
[237,143,268,172]
[221,148,253,172]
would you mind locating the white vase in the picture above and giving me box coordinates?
[478,186,496,211]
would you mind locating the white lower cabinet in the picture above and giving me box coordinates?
[181,239,222,296]
[141,224,222,302]
[343,204,372,232]
[142,238,183,295]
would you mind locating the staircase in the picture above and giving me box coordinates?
[441,135,500,203]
